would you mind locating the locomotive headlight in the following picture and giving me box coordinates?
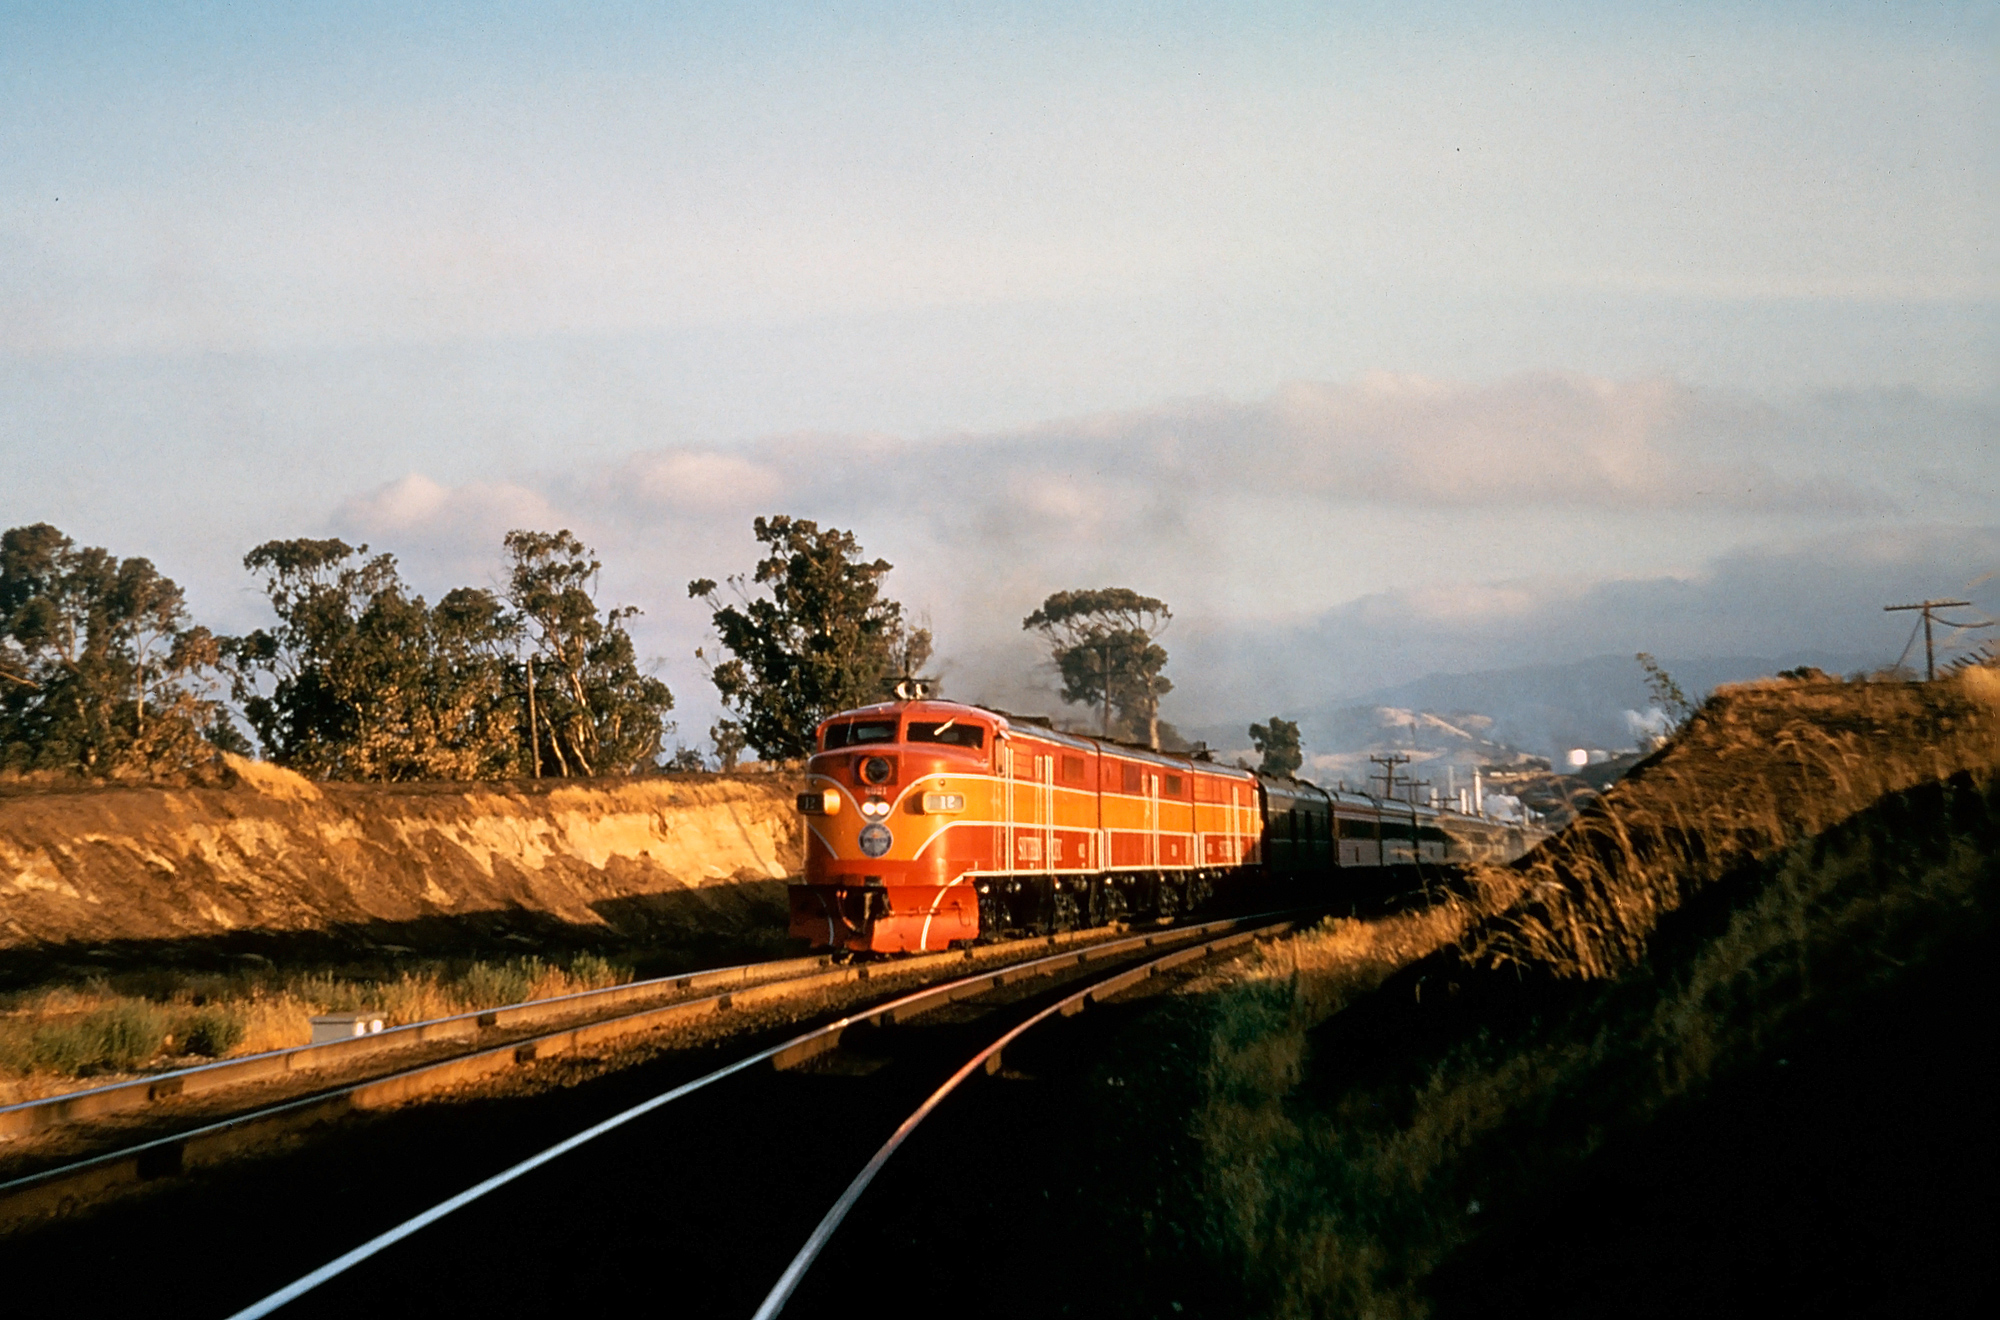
[920,792,966,814]
[796,791,841,816]
[860,798,891,819]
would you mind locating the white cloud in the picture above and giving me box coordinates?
[1169,523,2000,724]
[275,375,1995,746]
[616,451,786,513]
[331,474,560,590]
[339,474,554,540]
[958,372,1895,513]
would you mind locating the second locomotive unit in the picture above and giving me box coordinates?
[789,697,1507,955]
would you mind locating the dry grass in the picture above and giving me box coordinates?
[1178,669,2000,1318]
[1468,668,2000,978]
[0,953,628,1105]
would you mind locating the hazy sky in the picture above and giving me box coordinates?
[3,3,1995,749]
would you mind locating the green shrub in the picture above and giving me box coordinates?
[459,959,536,1008]
[176,1006,245,1057]
[564,952,627,989]
[0,1028,34,1075]
[30,1002,169,1074]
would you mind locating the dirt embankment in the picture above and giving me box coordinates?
[0,759,803,969]
[1161,669,2000,1318]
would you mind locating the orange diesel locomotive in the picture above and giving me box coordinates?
[788,698,1502,954]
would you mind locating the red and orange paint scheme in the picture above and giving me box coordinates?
[787,699,1261,954]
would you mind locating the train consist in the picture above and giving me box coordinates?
[789,698,1527,954]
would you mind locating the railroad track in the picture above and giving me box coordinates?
[147,912,1293,1319]
[750,916,1287,1318]
[0,950,838,1141]
[0,918,1192,1230]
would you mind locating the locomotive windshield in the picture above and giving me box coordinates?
[823,720,898,749]
[907,720,986,749]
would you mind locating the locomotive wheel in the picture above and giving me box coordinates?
[978,891,1007,936]
[1051,890,1082,931]
[1088,880,1126,927]
[1156,877,1180,921]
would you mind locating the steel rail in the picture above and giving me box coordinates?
[0,920,1131,1144]
[215,912,1276,1320]
[0,922,1154,1228]
[0,950,835,1140]
[749,916,1291,1320]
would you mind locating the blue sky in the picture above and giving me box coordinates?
[3,2,1994,751]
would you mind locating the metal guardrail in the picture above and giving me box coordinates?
[0,953,835,1140]
[0,921,1135,1142]
[216,912,1287,1320]
[0,921,1170,1228]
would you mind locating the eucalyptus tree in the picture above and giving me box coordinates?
[0,522,225,774]
[1249,716,1303,778]
[1023,587,1173,748]
[503,528,673,776]
[690,515,928,762]
[235,539,522,779]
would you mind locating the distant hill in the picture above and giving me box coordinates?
[1292,704,1544,799]
[1301,651,1879,766]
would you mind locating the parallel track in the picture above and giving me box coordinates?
[0,920,1181,1228]
[0,951,838,1141]
[217,912,1295,1319]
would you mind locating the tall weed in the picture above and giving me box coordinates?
[1184,680,2000,1320]
[1468,669,2000,977]
[0,951,631,1099]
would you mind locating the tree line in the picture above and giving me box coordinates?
[1,523,670,781]
[3,513,1307,781]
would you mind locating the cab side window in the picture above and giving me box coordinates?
[908,721,986,749]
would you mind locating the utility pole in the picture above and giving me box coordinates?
[1884,599,1974,681]
[525,654,541,779]
[1369,752,1409,799]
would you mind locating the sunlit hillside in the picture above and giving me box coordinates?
[1176,666,2000,1317]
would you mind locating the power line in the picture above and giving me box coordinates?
[1890,615,1924,674]
[1368,752,1409,799]
[1884,599,1981,681]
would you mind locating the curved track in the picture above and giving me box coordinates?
[203,913,1293,1319]
[751,918,1283,1318]
[0,925,1137,1228]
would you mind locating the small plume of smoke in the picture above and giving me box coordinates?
[1625,706,1674,746]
